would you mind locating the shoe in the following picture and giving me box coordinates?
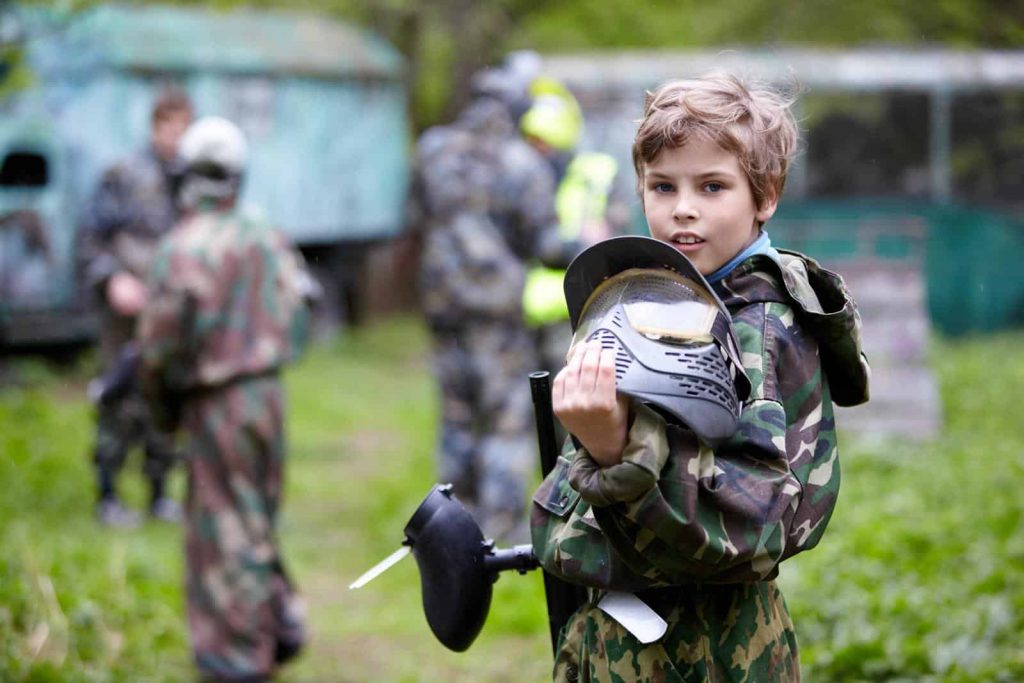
[149,497,183,523]
[275,635,304,667]
[274,595,307,666]
[96,499,141,529]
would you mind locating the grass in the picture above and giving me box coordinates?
[1,317,1022,681]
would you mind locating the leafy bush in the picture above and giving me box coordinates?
[780,332,1024,682]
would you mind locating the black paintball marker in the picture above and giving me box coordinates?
[348,482,538,651]
[87,340,186,432]
[347,371,587,655]
[529,370,588,654]
[87,342,140,406]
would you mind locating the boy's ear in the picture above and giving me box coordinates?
[756,191,779,223]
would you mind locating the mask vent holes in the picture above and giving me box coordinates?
[671,375,738,412]
[673,349,732,385]
[594,329,632,381]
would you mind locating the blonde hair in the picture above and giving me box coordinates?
[632,73,799,210]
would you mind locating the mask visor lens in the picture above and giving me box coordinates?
[571,269,718,348]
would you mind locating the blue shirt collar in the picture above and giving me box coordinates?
[705,231,776,284]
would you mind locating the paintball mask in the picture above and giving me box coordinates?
[564,236,750,447]
[177,116,248,207]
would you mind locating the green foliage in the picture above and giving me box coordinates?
[509,0,1024,50]
[0,355,190,683]
[280,319,551,681]
[1,320,1023,680]
[779,332,1024,681]
[32,0,1019,130]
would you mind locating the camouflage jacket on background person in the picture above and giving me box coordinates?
[410,97,575,330]
[531,248,869,678]
[78,148,183,348]
[79,149,181,291]
[137,207,310,431]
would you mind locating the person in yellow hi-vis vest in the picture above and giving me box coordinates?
[520,77,631,379]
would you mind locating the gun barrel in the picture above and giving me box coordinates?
[482,544,539,574]
[529,369,588,655]
[529,371,559,477]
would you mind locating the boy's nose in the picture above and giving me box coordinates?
[672,195,699,222]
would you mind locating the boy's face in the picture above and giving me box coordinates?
[642,138,777,275]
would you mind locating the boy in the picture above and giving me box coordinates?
[138,117,311,683]
[535,74,870,681]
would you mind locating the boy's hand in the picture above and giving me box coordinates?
[553,340,630,467]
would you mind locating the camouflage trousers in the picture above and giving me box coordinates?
[553,582,800,682]
[92,389,177,489]
[430,323,538,542]
[181,375,303,682]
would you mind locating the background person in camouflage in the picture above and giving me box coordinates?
[409,62,583,543]
[78,88,193,527]
[137,116,311,683]
[533,74,870,681]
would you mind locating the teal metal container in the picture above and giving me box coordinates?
[767,200,1024,336]
[1,4,411,344]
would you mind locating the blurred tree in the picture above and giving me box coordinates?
[0,0,34,99]
[14,0,1024,131]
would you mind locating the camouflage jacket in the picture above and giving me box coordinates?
[137,207,310,429]
[78,148,182,295]
[532,248,870,588]
[411,98,572,329]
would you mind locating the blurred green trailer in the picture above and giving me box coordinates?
[543,48,1024,336]
[769,201,1024,336]
[0,4,410,345]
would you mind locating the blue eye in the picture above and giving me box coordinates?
[705,182,723,193]
[653,182,673,193]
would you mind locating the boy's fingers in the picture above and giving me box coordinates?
[552,365,567,404]
[587,347,619,411]
[577,342,603,393]
[559,344,584,396]
[596,347,618,395]
[565,339,584,365]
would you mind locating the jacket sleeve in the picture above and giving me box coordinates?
[271,231,316,363]
[78,165,144,295]
[574,300,841,583]
[137,240,195,431]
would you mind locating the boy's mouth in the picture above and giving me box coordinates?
[671,234,705,251]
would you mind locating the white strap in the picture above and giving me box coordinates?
[597,591,668,644]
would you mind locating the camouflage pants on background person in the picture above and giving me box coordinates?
[93,390,177,492]
[182,376,305,683]
[553,582,800,683]
[431,323,538,543]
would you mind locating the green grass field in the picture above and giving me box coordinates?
[1,316,1022,682]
